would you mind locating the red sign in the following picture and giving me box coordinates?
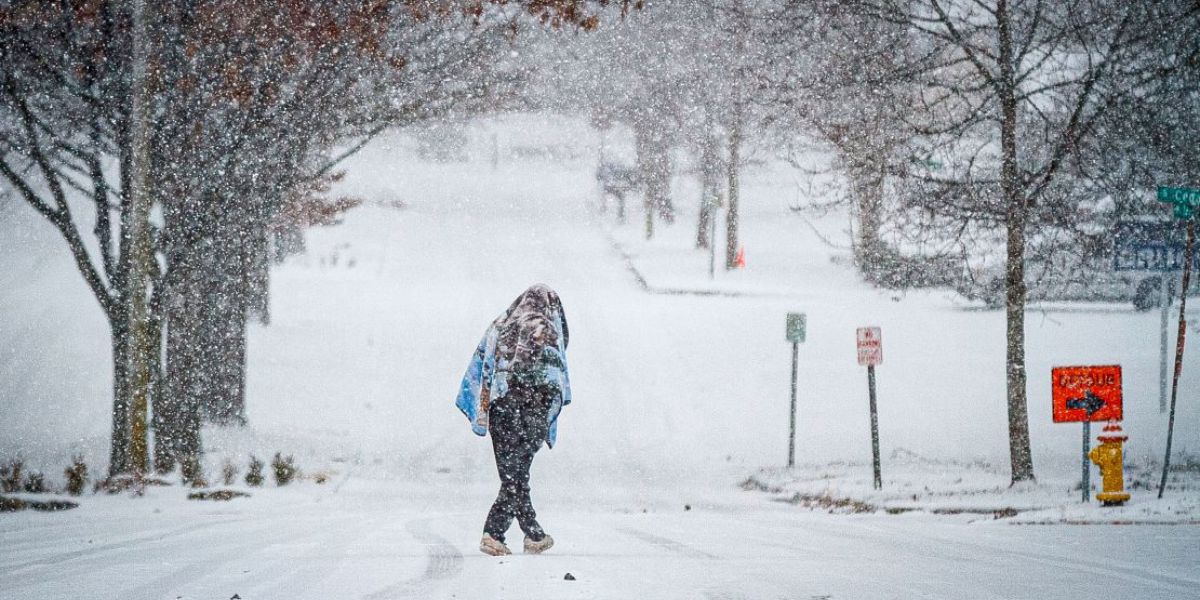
[1051,365,1122,423]
[856,327,882,366]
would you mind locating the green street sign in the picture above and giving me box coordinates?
[786,312,806,343]
[1158,186,1200,220]
[909,156,943,171]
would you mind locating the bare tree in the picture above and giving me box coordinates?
[780,0,1198,482]
[0,1,153,476]
[1,0,635,478]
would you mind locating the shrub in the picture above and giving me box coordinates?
[245,456,264,487]
[64,456,89,496]
[1,458,23,493]
[220,459,239,486]
[181,456,206,488]
[23,471,46,494]
[272,452,297,486]
[187,490,250,501]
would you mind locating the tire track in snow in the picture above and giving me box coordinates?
[619,527,721,560]
[1,516,249,573]
[361,518,463,600]
[1,517,281,600]
[119,517,334,600]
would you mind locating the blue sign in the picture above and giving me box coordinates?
[1114,242,1199,272]
[1114,221,1194,272]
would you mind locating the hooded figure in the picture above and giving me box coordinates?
[455,284,571,556]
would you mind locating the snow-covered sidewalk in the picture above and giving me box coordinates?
[743,451,1200,524]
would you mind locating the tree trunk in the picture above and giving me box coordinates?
[108,317,132,477]
[248,220,270,326]
[121,0,155,477]
[726,0,747,269]
[998,0,1035,484]
[725,118,741,269]
[635,124,656,239]
[636,118,673,239]
[696,127,722,249]
[181,200,251,426]
[124,228,154,475]
[149,273,173,473]
[212,202,251,424]
[697,198,714,249]
[161,256,204,474]
[644,194,655,239]
[851,161,886,280]
[207,296,248,425]
[855,169,883,258]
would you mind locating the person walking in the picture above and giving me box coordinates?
[456,284,572,556]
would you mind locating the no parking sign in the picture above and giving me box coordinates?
[856,326,883,490]
[856,327,882,366]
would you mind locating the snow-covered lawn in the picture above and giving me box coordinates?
[608,149,1200,522]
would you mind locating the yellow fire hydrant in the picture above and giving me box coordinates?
[1088,421,1131,505]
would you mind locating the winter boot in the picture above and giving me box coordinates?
[480,534,511,556]
[523,534,554,554]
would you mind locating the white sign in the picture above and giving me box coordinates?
[856,327,882,366]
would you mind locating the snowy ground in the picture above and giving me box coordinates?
[2,114,1199,599]
[5,479,1200,600]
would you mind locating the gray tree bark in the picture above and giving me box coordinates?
[725,117,741,269]
[696,126,723,249]
[997,0,1034,482]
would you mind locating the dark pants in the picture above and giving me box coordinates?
[483,383,551,543]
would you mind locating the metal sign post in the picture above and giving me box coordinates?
[1068,392,1105,503]
[1160,273,1172,413]
[1154,185,1199,499]
[1160,219,1195,498]
[1052,365,1123,503]
[786,313,806,468]
[1081,419,1091,502]
[856,327,883,490]
[1113,221,1190,415]
[867,364,881,490]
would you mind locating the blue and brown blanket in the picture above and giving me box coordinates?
[455,286,572,447]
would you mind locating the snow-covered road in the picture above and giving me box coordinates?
[3,121,1199,599]
[4,478,1198,599]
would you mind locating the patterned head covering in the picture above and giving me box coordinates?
[494,284,568,371]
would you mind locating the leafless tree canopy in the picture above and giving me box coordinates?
[2,0,1196,483]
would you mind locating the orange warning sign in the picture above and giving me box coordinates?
[1051,365,1122,423]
